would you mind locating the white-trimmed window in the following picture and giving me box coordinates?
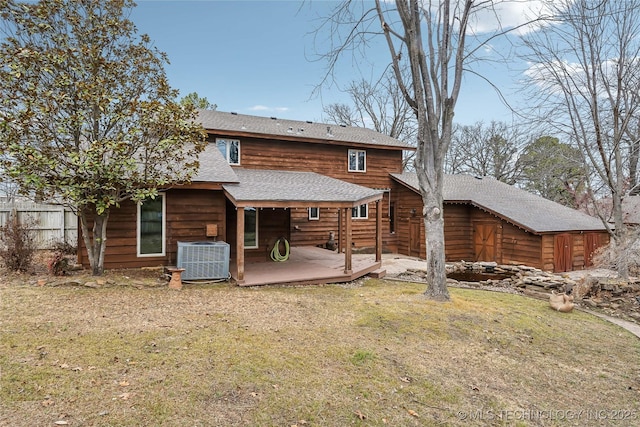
[308,207,319,220]
[244,207,258,249]
[348,149,366,172]
[137,194,166,257]
[217,138,240,165]
[352,203,368,219]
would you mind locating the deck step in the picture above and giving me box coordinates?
[368,268,386,279]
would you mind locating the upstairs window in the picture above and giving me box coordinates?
[217,138,240,165]
[308,207,319,220]
[348,149,366,172]
[352,203,368,219]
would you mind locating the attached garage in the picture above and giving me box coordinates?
[391,173,610,272]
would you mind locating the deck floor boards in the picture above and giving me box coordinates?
[230,246,380,286]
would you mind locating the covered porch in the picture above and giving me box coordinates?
[222,169,385,286]
[230,245,383,286]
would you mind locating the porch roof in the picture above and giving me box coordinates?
[223,168,383,208]
[391,173,606,234]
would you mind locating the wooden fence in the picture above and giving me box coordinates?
[0,202,77,249]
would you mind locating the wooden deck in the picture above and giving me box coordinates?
[230,246,382,286]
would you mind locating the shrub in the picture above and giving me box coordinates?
[50,238,77,255]
[593,228,640,277]
[47,251,69,276]
[0,212,37,272]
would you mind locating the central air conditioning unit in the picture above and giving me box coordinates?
[176,241,230,280]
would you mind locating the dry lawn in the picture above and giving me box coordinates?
[1,275,640,426]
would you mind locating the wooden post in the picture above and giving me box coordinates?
[344,207,352,274]
[236,207,245,284]
[376,199,382,263]
[337,208,342,254]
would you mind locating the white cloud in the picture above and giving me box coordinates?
[467,0,554,35]
[248,105,290,113]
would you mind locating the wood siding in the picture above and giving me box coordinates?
[392,183,610,272]
[220,135,404,188]
[209,134,403,251]
[541,231,609,272]
[393,184,426,259]
[79,189,226,269]
[501,222,542,268]
[444,204,473,261]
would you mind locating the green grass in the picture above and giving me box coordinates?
[1,279,639,426]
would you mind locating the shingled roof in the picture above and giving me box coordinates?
[197,110,414,150]
[391,173,606,234]
[190,144,239,183]
[223,168,383,208]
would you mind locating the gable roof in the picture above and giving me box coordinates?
[197,110,414,150]
[190,144,239,183]
[223,168,383,208]
[391,173,606,234]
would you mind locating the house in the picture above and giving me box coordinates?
[78,110,413,285]
[78,110,610,282]
[390,173,610,272]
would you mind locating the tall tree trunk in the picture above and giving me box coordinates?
[79,208,109,276]
[415,119,449,300]
[420,189,448,300]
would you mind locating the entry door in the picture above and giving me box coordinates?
[554,233,573,272]
[473,223,497,262]
[409,219,421,257]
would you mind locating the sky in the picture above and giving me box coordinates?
[130,0,535,126]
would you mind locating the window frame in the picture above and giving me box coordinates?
[136,193,166,257]
[308,207,319,220]
[351,203,368,219]
[244,207,259,249]
[216,138,241,165]
[348,149,366,172]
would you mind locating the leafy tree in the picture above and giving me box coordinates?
[517,136,587,208]
[180,91,216,110]
[0,0,206,275]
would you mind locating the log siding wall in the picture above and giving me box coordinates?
[79,189,226,269]
[210,134,404,252]
[392,184,610,272]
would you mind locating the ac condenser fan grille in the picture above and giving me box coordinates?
[177,241,230,280]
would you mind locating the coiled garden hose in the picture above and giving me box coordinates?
[270,237,290,262]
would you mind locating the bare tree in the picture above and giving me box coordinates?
[318,0,537,301]
[446,121,524,184]
[522,0,640,277]
[324,70,417,169]
[375,0,534,300]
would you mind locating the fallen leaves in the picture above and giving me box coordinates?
[407,408,419,417]
[354,410,367,420]
[41,398,54,407]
